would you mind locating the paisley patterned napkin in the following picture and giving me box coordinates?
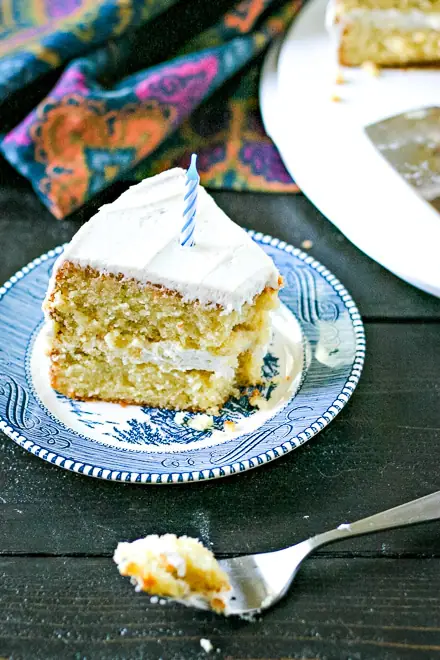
[0,0,299,219]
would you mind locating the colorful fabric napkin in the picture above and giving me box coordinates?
[1,0,299,219]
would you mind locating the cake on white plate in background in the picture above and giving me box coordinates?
[114,534,232,614]
[43,165,282,413]
[328,0,440,66]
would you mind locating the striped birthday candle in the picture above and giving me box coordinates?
[181,154,200,247]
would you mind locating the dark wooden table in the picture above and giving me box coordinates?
[1,162,440,660]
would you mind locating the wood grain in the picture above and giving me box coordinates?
[1,324,439,557]
[2,556,440,659]
[1,167,440,659]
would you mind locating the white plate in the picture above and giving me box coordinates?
[260,0,440,297]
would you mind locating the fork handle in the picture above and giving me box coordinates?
[311,490,440,549]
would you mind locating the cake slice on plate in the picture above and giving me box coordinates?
[328,0,440,66]
[43,167,281,412]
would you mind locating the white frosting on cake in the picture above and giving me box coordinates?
[48,168,279,312]
[103,335,238,378]
[327,0,440,31]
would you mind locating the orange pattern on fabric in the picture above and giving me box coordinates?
[224,0,266,34]
[33,95,177,218]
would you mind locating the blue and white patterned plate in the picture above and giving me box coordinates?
[0,233,365,484]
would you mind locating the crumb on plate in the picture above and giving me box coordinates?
[223,420,236,432]
[249,389,261,407]
[174,411,186,425]
[335,69,345,84]
[361,60,380,77]
[188,414,214,431]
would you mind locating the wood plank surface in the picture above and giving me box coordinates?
[2,556,440,660]
[0,175,439,320]
[1,323,439,557]
[1,167,439,660]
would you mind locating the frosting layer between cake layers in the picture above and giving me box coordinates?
[49,168,280,313]
[102,335,263,379]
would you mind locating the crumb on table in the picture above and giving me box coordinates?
[301,239,313,250]
[200,639,214,654]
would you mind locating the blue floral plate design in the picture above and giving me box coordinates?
[0,233,365,484]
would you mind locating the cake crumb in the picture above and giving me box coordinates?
[249,389,261,407]
[249,389,268,409]
[174,412,186,425]
[224,420,236,432]
[330,93,342,103]
[301,239,313,250]
[335,69,345,85]
[200,639,214,654]
[361,60,380,77]
[188,414,214,431]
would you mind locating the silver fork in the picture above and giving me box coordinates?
[217,491,440,617]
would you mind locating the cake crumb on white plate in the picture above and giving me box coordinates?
[361,60,380,77]
[330,93,342,103]
[188,414,214,431]
[249,389,261,407]
[223,420,236,432]
[335,69,345,85]
[200,639,214,653]
[174,412,186,425]
[249,389,268,410]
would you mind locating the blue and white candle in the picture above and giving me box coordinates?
[180,154,200,247]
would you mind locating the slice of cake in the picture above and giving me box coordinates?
[328,0,440,66]
[114,534,232,614]
[43,167,281,412]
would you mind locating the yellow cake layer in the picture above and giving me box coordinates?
[46,262,278,352]
[339,23,440,64]
[49,350,262,412]
[45,261,280,411]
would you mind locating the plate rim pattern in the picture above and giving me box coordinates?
[0,233,366,484]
